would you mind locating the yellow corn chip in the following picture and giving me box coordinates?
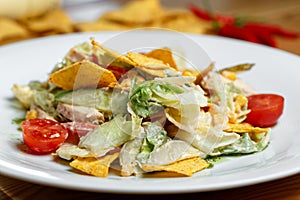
[152,9,212,34]
[142,171,184,178]
[24,9,73,33]
[70,152,119,177]
[225,123,270,134]
[99,0,164,25]
[74,20,129,32]
[142,157,209,177]
[25,109,38,120]
[49,60,117,90]
[0,17,29,42]
[126,52,167,68]
[145,48,178,70]
[91,39,136,67]
[182,69,200,77]
[126,52,175,77]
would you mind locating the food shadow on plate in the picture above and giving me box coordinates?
[6,97,26,111]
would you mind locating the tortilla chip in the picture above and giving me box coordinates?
[143,171,185,178]
[99,0,164,25]
[145,48,177,70]
[126,52,175,77]
[24,9,73,33]
[225,123,270,134]
[91,39,136,67]
[49,60,117,90]
[74,20,129,32]
[126,52,167,68]
[70,152,119,177]
[25,109,38,120]
[182,69,200,77]
[0,17,29,42]
[152,9,212,34]
[142,156,209,176]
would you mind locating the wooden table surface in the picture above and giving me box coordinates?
[167,0,300,55]
[0,0,299,199]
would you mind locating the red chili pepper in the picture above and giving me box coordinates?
[106,65,128,80]
[272,27,299,38]
[188,4,212,21]
[218,24,260,44]
[243,24,276,47]
[215,14,235,26]
[189,4,299,47]
[189,3,235,25]
[245,23,299,38]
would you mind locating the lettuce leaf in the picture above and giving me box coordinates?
[129,77,208,124]
[79,114,140,156]
[129,80,184,118]
[56,88,129,115]
[119,130,145,176]
[147,140,202,165]
[174,125,240,155]
[136,122,168,164]
[209,132,270,156]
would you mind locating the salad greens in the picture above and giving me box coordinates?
[12,39,270,177]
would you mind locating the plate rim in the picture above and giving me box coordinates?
[0,31,300,194]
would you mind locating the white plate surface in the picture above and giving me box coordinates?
[0,31,299,194]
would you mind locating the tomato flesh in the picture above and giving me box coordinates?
[245,94,284,127]
[106,66,128,80]
[21,119,69,153]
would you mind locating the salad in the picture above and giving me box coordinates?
[12,38,284,177]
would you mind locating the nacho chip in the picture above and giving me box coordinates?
[0,17,29,42]
[49,60,117,90]
[142,156,209,176]
[99,0,164,25]
[145,48,177,70]
[152,9,212,34]
[225,123,270,134]
[126,52,176,77]
[24,9,73,33]
[70,152,119,177]
[126,52,167,68]
[25,109,38,120]
[74,20,129,32]
[91,39,136,67]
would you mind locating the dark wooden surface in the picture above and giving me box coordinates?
[164,0,300,55]
[1,173,300,200]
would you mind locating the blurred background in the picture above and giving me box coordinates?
[0,0,299,54]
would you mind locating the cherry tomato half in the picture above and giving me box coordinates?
[21,119,69,153]
[245,94,284,127]
[106,66,128,80]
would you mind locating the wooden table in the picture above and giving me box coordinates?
[166,0,300,55]
[1,0,299,199]
[220,0,300,56]
[1,173,300,200]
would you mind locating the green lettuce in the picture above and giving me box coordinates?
[136,122,168,163]
[56,88,129,115]
[129,77,207,121]
[129,80,184,118]
[79,114,142,156]
[209,132,270,156]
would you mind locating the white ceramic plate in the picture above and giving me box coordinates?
[0,31,299,194]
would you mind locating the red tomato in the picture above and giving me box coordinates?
[106,66,128,80]
[21,119,69,153]
[245,94,284,127]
